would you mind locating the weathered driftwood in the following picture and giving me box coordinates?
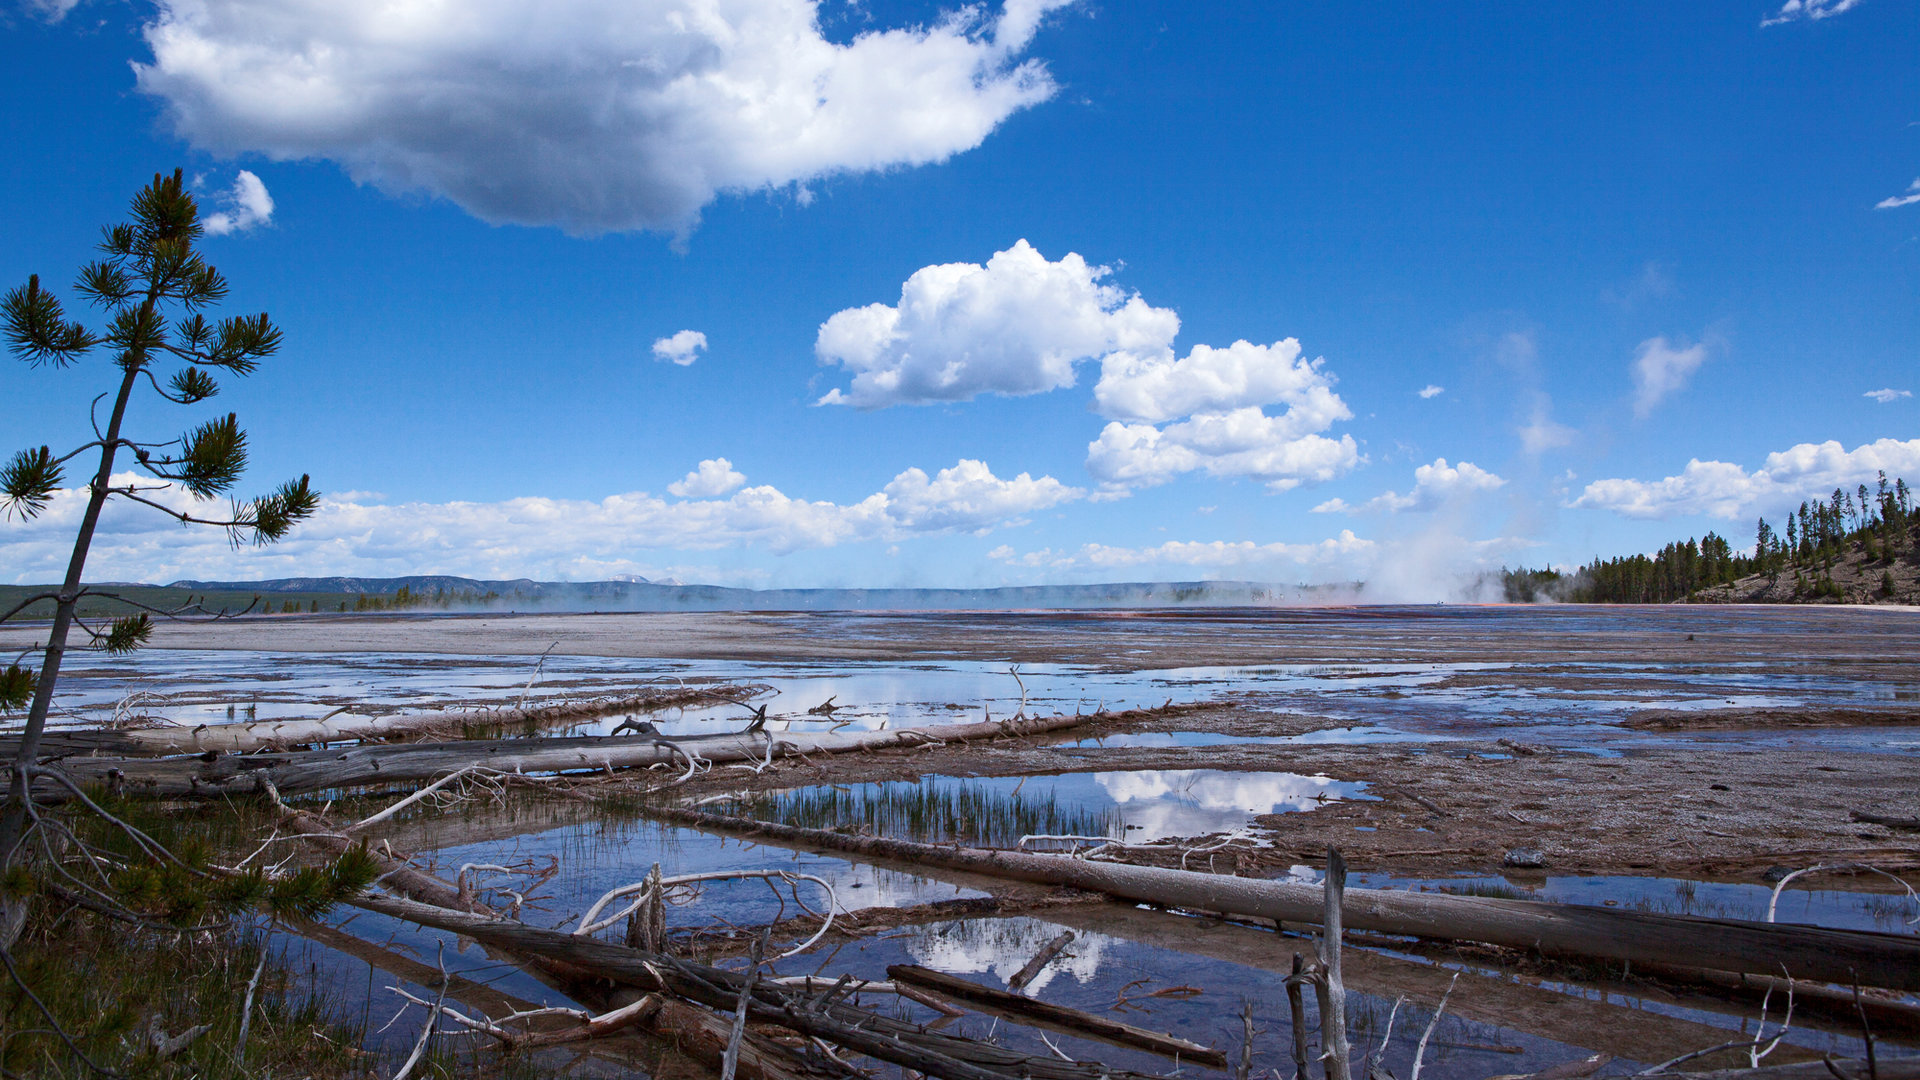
[350,893,1168,1080]
[17,685,763,757]
[42,712,1094,799]
[888,964,1228,1066]
[1851,809,1920,831]
[1312,847,1352,1080]
[653,808,1920,992]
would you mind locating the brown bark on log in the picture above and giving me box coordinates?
[650,807,1920,992]
[888,963,1228,1065]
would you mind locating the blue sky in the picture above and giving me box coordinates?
[3,0,1916,595]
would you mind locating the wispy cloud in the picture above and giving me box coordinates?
[1417,385,1444,399]
[1518,401,1574,454]
[1631,335,1710,417]
[1875,179,1920,210]
[20,0,83,22]
[1865,388,1913,403]
[1761,0,1867,26]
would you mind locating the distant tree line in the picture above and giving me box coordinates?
[336,585,504,612]
[1505,471,1913,603]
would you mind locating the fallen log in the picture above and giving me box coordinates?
[888,964,1228,1066]
[651,807,1920,992]
[1851,809,1920,832]
[349,893,1169,1080]
[1667,1060,1920,1080]
[16,684,766,757]
[1006,929,1074,991]
[36,711,1100,799]
[282,814,850,1080]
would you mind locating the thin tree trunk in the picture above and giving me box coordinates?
[0,317,148,941]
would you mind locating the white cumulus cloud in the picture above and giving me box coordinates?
[880,459,1077,532]
[1762,0,1867,25]
[1876,180,1920,210]
[815,239,1175,408]
[668,457,746,497]
[201,170,274,235]
[652,329,708,366]
[1630,335,1709,417]
[1085,408,1359,495]
[1865,388,1913,403]
[135,0,1074,236]
[815,239,1359,495]
[1092,338,1342,424]
[1569,437,1920,520]
[1,460,1081,584]
[1417,385,1444,399]
[1319,458,1505,514]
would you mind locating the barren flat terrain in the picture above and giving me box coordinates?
[8,603,1917,878]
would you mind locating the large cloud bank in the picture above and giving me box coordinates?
[817,240,1359,494]
[1571,438,1920,520]
[135,0,1073,234]
[2,460,1080,584]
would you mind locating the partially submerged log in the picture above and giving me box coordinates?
[888,964,1228,1066]
[40,712,1096,799]
[17,684,763,756]
[350,893,1171,1080]
[653,807,1920,992]
[1668,1060,1920,1080]
[1005,929,1074,991]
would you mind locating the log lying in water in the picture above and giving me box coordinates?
[653,807,1920,992]
[888,964,1227,1066]
[41,711,1098,799]
[17,684,765,757]
[1669,1060,1920,1080]
[351,893,1170,1080]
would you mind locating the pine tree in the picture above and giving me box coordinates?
[0,170,318,897]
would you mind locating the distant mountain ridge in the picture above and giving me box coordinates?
[162,575,1320,611]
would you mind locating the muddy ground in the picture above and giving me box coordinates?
[6,600,1914,670]
[610,699,1919,881]
[9,604,1915,881]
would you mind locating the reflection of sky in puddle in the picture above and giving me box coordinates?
[789,913,1870,1076]
[282,817,989,1052]
[906,915,1112,995]
[753,769,1372,846]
